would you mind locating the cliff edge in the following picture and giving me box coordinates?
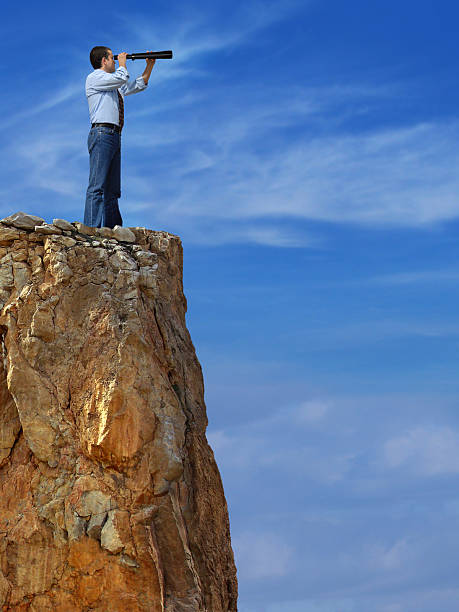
[0,213,237,611]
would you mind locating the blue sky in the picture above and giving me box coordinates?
[3,1,459,610]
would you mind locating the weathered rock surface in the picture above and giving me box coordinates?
[0,216,237,611]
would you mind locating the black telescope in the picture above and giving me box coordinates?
[113,51,173,60]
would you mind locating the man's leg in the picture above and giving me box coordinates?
[84,128,118,228]
[103,136,123,228]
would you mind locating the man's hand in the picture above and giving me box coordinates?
[117,52,128,68]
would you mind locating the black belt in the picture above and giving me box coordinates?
[91,123,121,132]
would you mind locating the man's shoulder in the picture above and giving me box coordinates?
[86,69,102,82]
[85,70,106,95]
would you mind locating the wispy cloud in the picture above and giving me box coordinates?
[8,105,459,243]
[164,120,459,225]
[296,399,330,423]
[122,105,459,244]
[233,531,293,580]
[368,538,413,571]
[265,599,356,612]
[366,269,459,285]
[9,129,87,196]
[208,397,356,482]
[383,426,459,476]
[205,223,315,248]
[323,268,459,288]
[118,1,307,65]
[3,83,82,130]
[280,317,459,350]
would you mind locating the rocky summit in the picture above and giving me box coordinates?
[0,213,237,611]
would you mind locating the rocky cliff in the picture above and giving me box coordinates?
[0,213,237,611]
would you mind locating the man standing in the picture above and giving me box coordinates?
[84,46,155,228]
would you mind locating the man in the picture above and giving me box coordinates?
[84,46,155,228]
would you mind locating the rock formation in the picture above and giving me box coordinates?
[0,213,237,611]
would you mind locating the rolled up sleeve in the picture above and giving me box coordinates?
[120,75,148,97]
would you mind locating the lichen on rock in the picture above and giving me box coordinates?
[0,212,237,611]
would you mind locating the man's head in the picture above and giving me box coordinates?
[90,46,115,72]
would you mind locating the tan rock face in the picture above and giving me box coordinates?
[0,218,237,611]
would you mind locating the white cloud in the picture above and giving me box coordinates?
[264,445,355,482]
[365,269,459,286]
[266,599,356,612]
[206,426,259,461]
[369,538,412,571]
[233,531,293,579]
[207,429,267,470]
[119,1,307,66]
[207,396,354,483]
[285,318,459,349]
[322,268,459,289]
[3,83,82,130]
[383,426,459,476]
[10,129,87,197]
[122,110,459,241]
[182,121,459,226]
[295,400,330,423]
[256,590,459,612]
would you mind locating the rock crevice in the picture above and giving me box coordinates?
[0,213,237,611]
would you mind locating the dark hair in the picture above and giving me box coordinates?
[90,46,111,69]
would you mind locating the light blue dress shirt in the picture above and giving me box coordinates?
[85,66,147,125]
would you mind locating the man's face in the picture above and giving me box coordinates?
[102,50,116,73]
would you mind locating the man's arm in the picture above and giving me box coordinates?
[142,57,156,85]
[119,75,146,97]
[89,67,129,92]
[119,56,156,97]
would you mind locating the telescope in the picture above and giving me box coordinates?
[113,51,173,60]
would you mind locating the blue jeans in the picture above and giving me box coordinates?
[84,126,123,228]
